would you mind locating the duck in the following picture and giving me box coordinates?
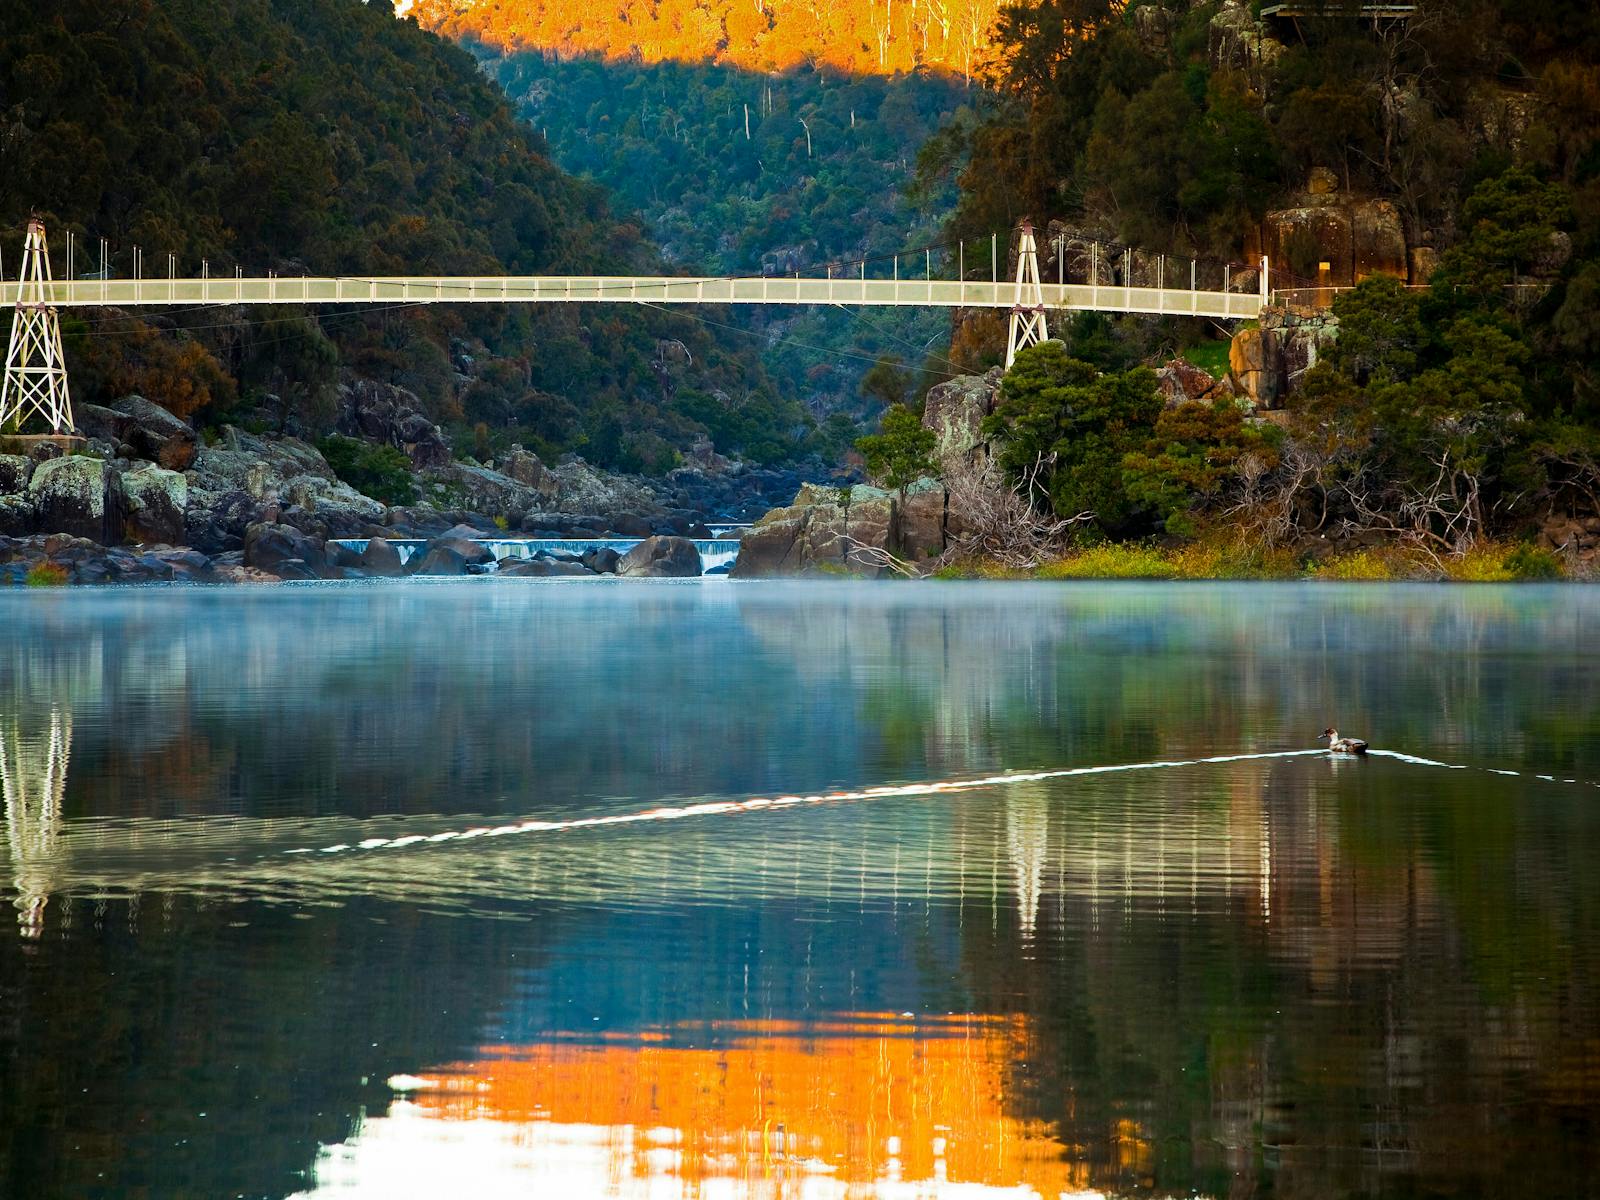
[1318,727,1368,755]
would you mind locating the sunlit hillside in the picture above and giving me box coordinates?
[405,0,1005,77]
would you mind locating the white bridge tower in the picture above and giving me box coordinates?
[1005,219,1049,369]
[1,219,75,436]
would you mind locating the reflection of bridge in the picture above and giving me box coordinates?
[1,709,70,939]
[3,217,1271,434]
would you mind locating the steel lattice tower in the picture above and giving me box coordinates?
[1005,220,1049,369]
[1,219,74,435]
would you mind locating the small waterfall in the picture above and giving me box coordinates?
[329,537,742,574]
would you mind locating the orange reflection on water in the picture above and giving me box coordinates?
[412,1013,1089,1196]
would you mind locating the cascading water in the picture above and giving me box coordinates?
[328,537,743,573]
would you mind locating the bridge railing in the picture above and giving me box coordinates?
[1,275,1265,318]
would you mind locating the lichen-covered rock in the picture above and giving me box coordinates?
[421,462,544,523]
[184,489,263,555]
[0,455,33,495]
[0,494,34,537]
[1230,306,1340,406]
[922,369,1003,474]
[894,482,946,561]
[113,463,187,545]
[29,455,108,542]
[189,428,384,538]
[545,456,664,521]
[499,446,557,497]
[1229,327,1274,407]
[617,535,702,578]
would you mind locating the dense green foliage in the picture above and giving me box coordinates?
[986,341,1272,538]
[0,0,821,470]
[317,435,419,506]
[479,51,973,418]
[929,0,1600,258]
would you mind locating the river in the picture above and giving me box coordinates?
[1,579,1596,1198]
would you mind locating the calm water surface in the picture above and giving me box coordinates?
[1,580,1597,1199]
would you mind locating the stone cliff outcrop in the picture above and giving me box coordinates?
[1229,305,1340,408]
[730,481,949,578]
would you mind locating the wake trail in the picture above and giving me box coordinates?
[282,748,1327,858]
[272,749,1598,861]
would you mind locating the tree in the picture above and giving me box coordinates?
[855,404,938,497]
[1321,276,1427,386]
[983,341,1161,536]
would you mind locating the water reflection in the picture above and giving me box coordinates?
[0,582,1596,1199]
[1,707,69,938]
[300,1015,1085,1199]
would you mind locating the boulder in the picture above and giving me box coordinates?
[499,446,557,497]
[611,513,654,537]
[337,379,452,469]
[143,548,216,582]
[0,494,34,537]
[29,455,108,542]
[922,369,1003,473]
[110,395,199,470]
[500,557,593,577]
[412,535,494,576]
[325,541,365,570]
[243,521,327,577]
[1155,359,1222,407]
[581,547,622,574]
[617,535,702,578]
[543,456,664,522]
[0,455,32,495]
[72,403,130,449]
[359,536,405,577]
[113,464,187,545]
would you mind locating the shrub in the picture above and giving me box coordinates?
[317,435,419,506]
[1037,544,1175,579]
[1311,549,1409,580]
[24,562,69,587]
[1504,543,1563,580]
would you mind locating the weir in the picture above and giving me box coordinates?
[327,536,744,574]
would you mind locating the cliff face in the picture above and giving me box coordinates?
[1251,172,1411,300]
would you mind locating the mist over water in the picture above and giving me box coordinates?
[2,580,1597,1198]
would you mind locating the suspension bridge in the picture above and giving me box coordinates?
[1,217,1271,436]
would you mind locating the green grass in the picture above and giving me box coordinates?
[1181,340,1232,380]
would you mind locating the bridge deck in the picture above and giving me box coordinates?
[2,275,1265,319]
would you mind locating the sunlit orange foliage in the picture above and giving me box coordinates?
[409,0,1005,78]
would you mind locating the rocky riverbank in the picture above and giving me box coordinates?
[0,388,822,584]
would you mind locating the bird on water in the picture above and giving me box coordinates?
[1319,727,1368,755]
